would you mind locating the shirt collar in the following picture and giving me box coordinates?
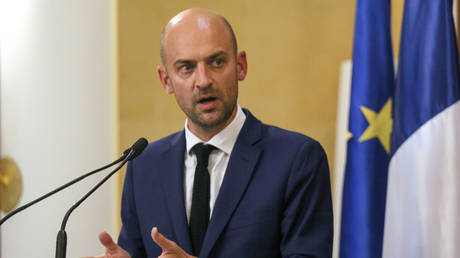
[185,105,246,155]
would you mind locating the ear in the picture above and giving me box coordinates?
[157,66,174,94]
[236,51,248,81]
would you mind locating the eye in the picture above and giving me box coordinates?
[211,58,224,67]
[178,63,195,73]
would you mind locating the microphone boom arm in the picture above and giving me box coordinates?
[60,154,131,231]
[55,140,147,258]
[0,155,126,226]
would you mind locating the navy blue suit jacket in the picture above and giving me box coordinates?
[118,109,333,257]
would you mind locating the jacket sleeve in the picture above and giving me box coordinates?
[281,140,333,258]
[118,160,148,258]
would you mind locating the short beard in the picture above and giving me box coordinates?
[189,97,237,130]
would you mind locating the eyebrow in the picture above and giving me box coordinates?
[173,50,228,67]
[206,51,228,61]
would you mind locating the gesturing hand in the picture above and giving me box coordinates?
[81,232,131,258]
[85,227,195,258]
[151,227,197,258]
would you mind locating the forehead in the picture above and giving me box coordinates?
[163,15,234,64]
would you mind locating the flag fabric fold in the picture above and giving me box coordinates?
[339,0,394,257]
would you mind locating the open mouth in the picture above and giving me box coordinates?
[198,97,217,104]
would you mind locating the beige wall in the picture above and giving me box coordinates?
[117,0,355,182]
[392,0,404,57]
[116,0,377,227]
[116,0,408,228]
[116,0,355,225]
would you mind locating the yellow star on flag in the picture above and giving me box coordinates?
[358,98,393,153]
[346,131,353,141]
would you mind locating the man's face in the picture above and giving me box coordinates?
[158,15,247,137]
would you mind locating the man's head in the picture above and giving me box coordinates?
[160,10,238,66]
[157,8,248,140]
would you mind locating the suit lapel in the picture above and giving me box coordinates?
[159,131,193,253]
[200,111,263,257]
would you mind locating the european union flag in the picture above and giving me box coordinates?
[339,0,394,257]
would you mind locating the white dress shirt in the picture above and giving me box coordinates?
[184,105,246,223]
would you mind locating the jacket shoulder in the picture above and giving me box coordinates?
[260,123,325,153]
[135,130,185,161]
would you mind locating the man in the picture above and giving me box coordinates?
[87,8,333,258]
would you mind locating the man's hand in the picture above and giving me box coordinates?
[81,232,131,258]
[151,227,196,258]
[83,228,195,258]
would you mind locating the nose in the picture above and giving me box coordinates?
[195,62,212,89]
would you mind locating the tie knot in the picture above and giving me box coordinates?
[192,143,216,166]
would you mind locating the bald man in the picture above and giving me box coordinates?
[87,8,333,258]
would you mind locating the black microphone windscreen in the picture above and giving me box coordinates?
[128,137,148,160]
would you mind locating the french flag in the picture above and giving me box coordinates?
[383,0,460,257]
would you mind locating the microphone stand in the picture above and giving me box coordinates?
[55,149,134,258]
[0,155,126,226]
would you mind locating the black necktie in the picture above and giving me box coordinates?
[189,143,216,256]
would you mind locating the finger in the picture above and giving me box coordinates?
[80,255,105,258]
[98,231,118,252]
[151,227,177,251]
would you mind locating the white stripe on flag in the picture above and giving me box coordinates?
[383,101,460,258]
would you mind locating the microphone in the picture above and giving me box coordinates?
[124,137,149,160]
[0,137,148,226]
[55,137,148,258]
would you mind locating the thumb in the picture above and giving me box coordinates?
[152,227,182,252]
[98,232,119,252]
[151,228,196,258]
[151,227,176,251]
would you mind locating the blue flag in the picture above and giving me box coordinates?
[392,0,460,151]
[339,0,394,257]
